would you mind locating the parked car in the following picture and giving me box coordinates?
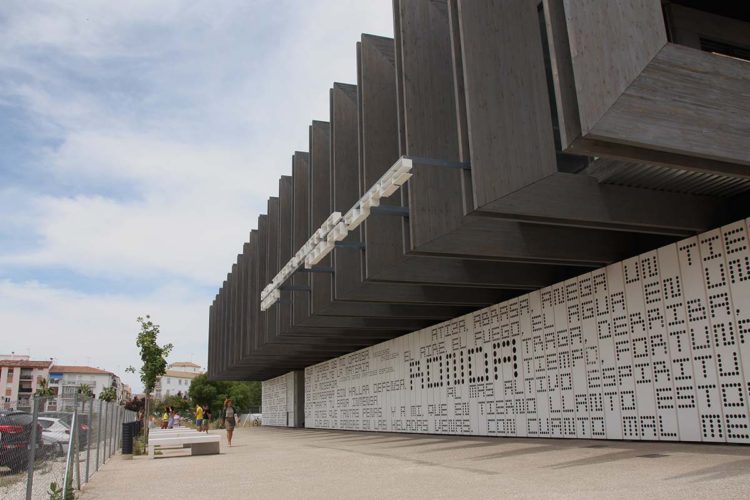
[0,410,42,473]
[37,417,70,457]
[39,412,90,447]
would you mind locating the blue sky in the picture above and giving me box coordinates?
[0,1,393,392]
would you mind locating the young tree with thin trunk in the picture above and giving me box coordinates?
[126,315,173,440]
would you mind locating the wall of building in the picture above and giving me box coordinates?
[1,365,50,409]
[168,363,203,374]
[262,371,304,427]
[158,376,193,398]
[305,218,750,443]
[53,373,113,398]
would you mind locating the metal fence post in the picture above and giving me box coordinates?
[109,401,115,457]
[109,402,114,457]
[116,406,121,451]
[95,399,102,471]
[117,407,123,450]
[73,393,81,491]
[113,405,119,452]
[25,396,39,500]
[62,411,77,500]
[85,397,93,483]
[114,405,119,453]
[102,401,109,464]
[108,401,113,459]
[114,405,119,452]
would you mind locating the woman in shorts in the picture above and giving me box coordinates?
[223,398,236,446]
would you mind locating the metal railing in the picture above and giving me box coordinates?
[0,395,137,499]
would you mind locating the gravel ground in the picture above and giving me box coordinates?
[0,457,66,499]
[79,427,750,499]
[1,446,109,499]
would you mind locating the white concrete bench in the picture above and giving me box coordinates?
[150,429,203,436]
[148,434,220,458]
[149,431,204,440]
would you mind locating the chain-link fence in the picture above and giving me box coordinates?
[0,395,137,499]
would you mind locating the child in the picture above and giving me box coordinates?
[195,403,204,430]
[203,405,212,432]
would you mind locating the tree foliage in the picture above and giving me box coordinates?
[188,374,261,415]
[99,386,117,402]
[35,378,53,397]
[126,315,173,395]
[78,384,93,398]
[153,394,192,416]
[124,396,144,413]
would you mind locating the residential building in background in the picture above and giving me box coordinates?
[167,361,203,374]
[49,365,123,403]
[0,354,53,410]
[121,384,132,402]
[154,361,203,399]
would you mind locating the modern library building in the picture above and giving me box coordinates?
[208,0,750,443]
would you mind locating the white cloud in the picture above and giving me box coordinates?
[0,1,395,390]
[0,279,207,393]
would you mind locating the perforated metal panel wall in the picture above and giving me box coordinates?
[262,372,289,426]
[262,371,304,427]
[304,218,750,442]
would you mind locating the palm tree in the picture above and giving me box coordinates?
[99,386,117,402]
[78,384,94,398]
[35,377,54,397]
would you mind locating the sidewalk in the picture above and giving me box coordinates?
[80,427,750,499]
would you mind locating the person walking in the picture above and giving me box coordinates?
[222,399,236,446]
[167,406,175,429]
[161,408,169,429]
[203,405,211,432]
[195,403,204,430]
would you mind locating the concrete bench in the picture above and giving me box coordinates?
[149,431,204,440]
[150,429,203,436]
[148,434,220,458]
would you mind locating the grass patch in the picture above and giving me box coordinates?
[133,435,146,456]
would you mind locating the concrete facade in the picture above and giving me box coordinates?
[210,1,750,444]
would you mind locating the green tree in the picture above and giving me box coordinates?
[99,386,117,402]
[188,374,218,408]
[154,394,192,417]
[189,375,261,415]
[245,381,261,408]
[125,315,173,437]
[78,384,93,398]
[126,315,173,394]
[35,377,53,397]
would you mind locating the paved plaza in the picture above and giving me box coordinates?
[80,427,750,499]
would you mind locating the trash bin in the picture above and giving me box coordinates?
[122,421,135,458]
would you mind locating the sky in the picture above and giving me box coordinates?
[0,1,394,393]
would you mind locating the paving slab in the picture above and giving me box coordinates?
[80,427,750,499]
